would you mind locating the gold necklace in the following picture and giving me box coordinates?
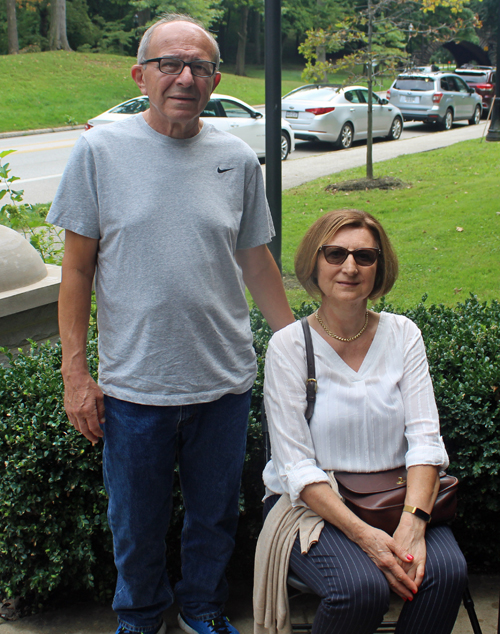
[315,309,369,342]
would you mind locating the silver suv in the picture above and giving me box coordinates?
[387,72,482,130]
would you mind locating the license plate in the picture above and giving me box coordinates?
[286,111,298,118]
[401,96,419,104]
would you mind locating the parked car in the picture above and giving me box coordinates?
[387,72,482,129]
[281,84,404,149]
[85,94,295,160]
[454,65,496,115]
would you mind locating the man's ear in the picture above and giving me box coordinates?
[131,65,148,95]
[211,72,222,94]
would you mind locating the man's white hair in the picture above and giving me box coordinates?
[137,14,220,69]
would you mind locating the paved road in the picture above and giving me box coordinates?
[0,121,489,205]
[271,121,489,190]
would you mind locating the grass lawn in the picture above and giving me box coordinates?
[0,51,395,133]
[279,139,500,310]
[0,52,306,132]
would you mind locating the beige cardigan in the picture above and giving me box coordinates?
[253,473,340,634]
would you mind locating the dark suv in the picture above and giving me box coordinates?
[387,71,482,129]
[454,66,496,115]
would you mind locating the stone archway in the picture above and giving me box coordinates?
[412,39,493,68]
[443,40,492,66]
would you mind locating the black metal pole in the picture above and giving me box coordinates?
[485,0,500,141]
[264,0,282,269]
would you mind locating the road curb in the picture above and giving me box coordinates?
[0,125,85,140]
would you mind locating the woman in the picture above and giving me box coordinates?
[256,210,467,634]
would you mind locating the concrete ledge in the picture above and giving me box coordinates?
[0,264,61,319]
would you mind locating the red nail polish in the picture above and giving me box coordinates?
[412,589,417,594]
[407,554,414,561]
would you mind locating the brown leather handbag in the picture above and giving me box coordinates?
[300,317,458,536]
[334,468,458,535]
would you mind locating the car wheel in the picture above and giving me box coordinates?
[336,122,353,149]
[441,109,453,131]
[280,132,291,160]
[387,117,403,140]
[469,105,481,126]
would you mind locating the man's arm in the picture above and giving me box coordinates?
[235,244,295,332]
[59,230,105,444]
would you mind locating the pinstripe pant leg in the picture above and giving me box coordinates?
[395,525,468,634]
[289,522,390,634]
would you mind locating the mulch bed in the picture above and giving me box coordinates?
[325,176,411,192]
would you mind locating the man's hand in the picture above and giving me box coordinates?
[63,370,105,444]
[235,245,294,332]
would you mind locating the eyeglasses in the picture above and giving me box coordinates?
[140,56,217,78]
[319,245,380,266]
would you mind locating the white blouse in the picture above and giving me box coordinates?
[263,312,449,505]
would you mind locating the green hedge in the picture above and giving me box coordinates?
[1,296,499,611]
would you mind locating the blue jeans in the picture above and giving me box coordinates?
[102,389,252,633]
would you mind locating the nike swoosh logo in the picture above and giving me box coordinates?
[217,167,235,173]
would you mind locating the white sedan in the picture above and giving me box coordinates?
[85,94,295,160]
[282,84,404,149]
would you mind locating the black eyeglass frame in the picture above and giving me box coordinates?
[140,56,217,78]
[318,245,381,266]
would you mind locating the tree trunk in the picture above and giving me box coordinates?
[315,45,328,82]
[315,0,327,82]
[49,0,72,51]
[235,4,249,76]
[366,0,374,180]
[254,10,261,66]
[6,0,19,55]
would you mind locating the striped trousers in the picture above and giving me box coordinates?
[264,496,467,634]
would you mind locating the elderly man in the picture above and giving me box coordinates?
[47,14,294,634]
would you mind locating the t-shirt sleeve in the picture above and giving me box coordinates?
[46,135,100,239]
[235,161,275,250]
[400,318,449,470]
[264,326,330,505]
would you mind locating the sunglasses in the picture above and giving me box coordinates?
[319,245,381,266]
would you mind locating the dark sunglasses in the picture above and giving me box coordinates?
[319,245,381,266]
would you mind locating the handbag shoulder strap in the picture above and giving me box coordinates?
[300,316,317,421]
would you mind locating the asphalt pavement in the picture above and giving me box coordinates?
[270,121,489,190]
[0,119,490,205]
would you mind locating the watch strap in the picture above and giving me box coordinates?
[403,504,432,523]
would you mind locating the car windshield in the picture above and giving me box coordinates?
[110,98,149,114]
[455,70,491,83]
[284,87,339,101]
[394,76,435,91]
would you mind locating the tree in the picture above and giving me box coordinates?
[6,0,19,54]
[300,0,475,179]
[49,0,72,50]
[132,0,224,28]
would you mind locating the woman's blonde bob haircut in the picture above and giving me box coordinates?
[295,209,398,301]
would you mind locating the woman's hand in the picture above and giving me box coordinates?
[393,514,428,589]
[356,523,418,600]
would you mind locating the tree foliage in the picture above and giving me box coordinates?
[298,0,476,179]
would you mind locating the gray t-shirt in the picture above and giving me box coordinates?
[47,114,274,406]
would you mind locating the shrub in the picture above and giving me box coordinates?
[0,338,114,612]
[396,296,500,568]
[0,296,498,612]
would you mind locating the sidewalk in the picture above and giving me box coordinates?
[1,575,498,634]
